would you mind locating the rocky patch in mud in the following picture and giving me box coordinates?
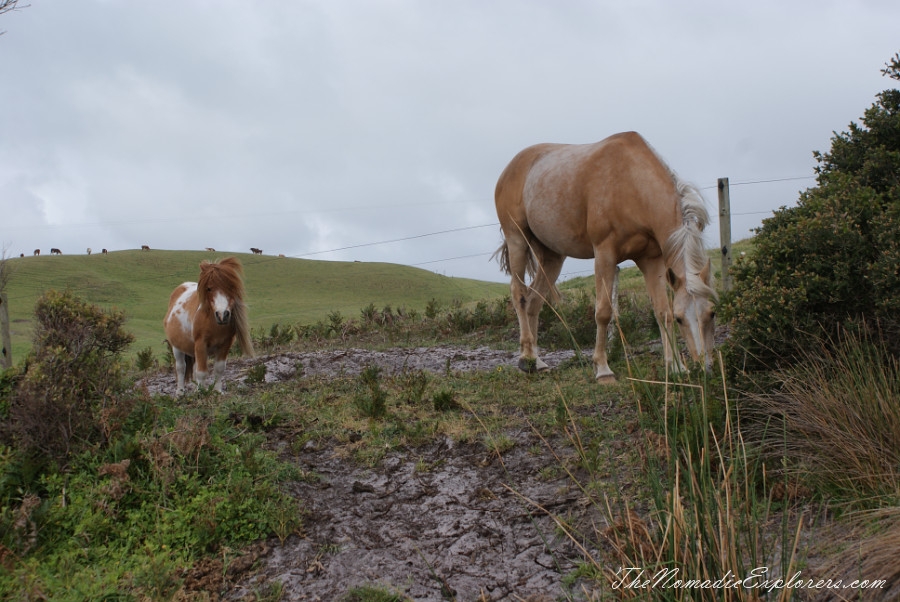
[143,345,584,397]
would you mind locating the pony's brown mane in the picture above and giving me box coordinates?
[197,258,255,357]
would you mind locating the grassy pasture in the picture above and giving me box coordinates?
[1,250,507,361]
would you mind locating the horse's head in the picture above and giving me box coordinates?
[197,258,245,326]
[667,259,717,371]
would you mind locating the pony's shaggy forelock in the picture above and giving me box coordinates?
[197,258,255,357]
[665,179,718,300]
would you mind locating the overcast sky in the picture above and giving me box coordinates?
[1,1,898,283]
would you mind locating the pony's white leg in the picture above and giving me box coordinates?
[173,348,188,395]
[211,358,227,393]
[193,344,211,389]
[592,255,619,383]
[639,258,687,374]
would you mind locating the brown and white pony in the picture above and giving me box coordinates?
[163,257,254,394]
[494,131,717,382]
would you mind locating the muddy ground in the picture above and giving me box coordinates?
[146,347,611,601]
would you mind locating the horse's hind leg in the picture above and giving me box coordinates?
[173,348,188,395]
[505,236,540,371]
[523,247,564,371]
[507,235,563,373]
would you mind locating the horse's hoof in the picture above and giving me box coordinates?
[518,358,547,372]
[518,357,537,373]
[595,373,617,384]
[518,357,550,373]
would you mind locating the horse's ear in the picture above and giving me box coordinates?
[666,268,681,289]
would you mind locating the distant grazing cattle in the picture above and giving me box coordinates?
[141,245,150,251]
[34,249,40,256]
[50,248,62,255]
[250,248,263,255]
[102,249,108,254]
[87,248,92,255]
[205,247,216,252]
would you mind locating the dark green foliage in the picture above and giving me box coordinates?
[245,362,267,384]
[723,54,900,370]
[398,369,429,405]
[1,290,134,465]
[254,322,295,352]
[355,365,388,418]
[445,297,512,334]
[135,345,156,372]
[432,388,460,412]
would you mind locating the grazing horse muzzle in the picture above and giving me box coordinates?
[215,310,231,325]
[674,290,717,373]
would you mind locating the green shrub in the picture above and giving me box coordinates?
[723,54,900,370]
[1,289,134,466]
[135,346,156,372]
[245,362,267,384]
[355,365,388,419]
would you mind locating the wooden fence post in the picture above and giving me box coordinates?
[717,178,733,294]
[0,292,11,369]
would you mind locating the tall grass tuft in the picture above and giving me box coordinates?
[815,507,900,600]
[742,328,900,504]
[596,361,801,601]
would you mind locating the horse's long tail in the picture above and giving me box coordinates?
[492,239,537,280]
[492,237,560,305]
[233,300,255,357]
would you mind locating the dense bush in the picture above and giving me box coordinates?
[723,53,900,370]
[1,289,134,466]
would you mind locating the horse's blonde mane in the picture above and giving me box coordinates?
[664,179,718,300]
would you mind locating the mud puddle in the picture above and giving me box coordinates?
[225,434,600,601]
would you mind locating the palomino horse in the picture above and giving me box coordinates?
[163,257,254,394]
[494,131,717,382]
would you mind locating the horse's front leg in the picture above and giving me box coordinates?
[592,255,619,383]
[193,342,211,389]
[210,352,228,393]
[639,258,687,375]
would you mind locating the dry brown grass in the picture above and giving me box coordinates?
[744,331,900,502]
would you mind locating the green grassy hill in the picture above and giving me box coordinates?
[2,250,507,361]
